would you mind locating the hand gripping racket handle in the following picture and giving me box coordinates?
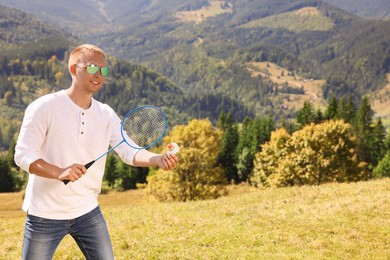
[63,160,96,185]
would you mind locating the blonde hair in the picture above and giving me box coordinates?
[68,44,106,69]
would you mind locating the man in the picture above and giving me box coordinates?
[14,44,178,259]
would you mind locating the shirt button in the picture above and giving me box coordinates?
[81,132,84,134]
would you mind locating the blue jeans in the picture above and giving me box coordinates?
[22,206,114,260]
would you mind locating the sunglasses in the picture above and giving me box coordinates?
[77,64,110,77]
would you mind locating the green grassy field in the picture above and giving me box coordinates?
[1,179,389,259]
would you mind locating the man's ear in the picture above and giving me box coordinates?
[70,64,76,75]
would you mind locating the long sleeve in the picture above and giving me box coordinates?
[14,96,50,173]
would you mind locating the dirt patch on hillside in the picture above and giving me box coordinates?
[293,7,321,16]
[370,74,390,121]
[175,0,233,24]
[247,62,327,110]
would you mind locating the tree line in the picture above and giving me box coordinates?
[146,95,389,201]
[2,95,388,195]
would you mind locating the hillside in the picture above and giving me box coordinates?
[0,3,257,150]
[322,0,390,20]
[240,6,335,32]
[1,0,390,124]
[247,61,328,111]
[0,5,76,58]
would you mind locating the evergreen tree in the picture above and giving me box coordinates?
[337,96,347,120]
[373,152,390,178]
[236,118,259,182]
[369,118,387,167]
[325,96,338,120]
[216,111,227,129]
[104,154,118,188]
[314,108,324,124]
[337,95,355,122]
[352,96,374,166]
[0,156,15,192]
[118,165,137,190]
[217,112,239,182]
[281,119,296,134]
[385,132,390,152]
[297,101,315,128]
[115,159,149,190]
[235,116,274,182]
[236,147,253,182]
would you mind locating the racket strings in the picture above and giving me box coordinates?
[122,107,166,148]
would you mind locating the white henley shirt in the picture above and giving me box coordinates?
[15,90,138,219]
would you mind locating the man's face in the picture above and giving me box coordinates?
[73,51,107,94]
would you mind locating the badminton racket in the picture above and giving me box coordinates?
[64,105,175,184]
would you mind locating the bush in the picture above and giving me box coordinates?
[252,120,368,187]
[0,157,16,192]
[147,119,227,201]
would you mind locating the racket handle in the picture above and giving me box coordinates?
[63,160,96,185]
[84,160,96,169]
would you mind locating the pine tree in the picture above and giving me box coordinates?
[353,96,374,165]
[104,154,118,188]
[236,118,259,182]
[337,96,347,120]
[373,152,390,178]
[0,156,15,192]
[314,108,324,124]
[297,101,315,128]
[217,112,239,183]
[337,95,356,123]
[325,96,338,120]
[369,118,387,166]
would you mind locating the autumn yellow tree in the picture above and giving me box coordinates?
[251,128,292,187]
[147,119,227,201]
[252,120,368,187]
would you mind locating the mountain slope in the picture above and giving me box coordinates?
[322,0,390,20]
[240,6,334,32]
[0,4,77,59]
[0,3,256,152]
[1,0,389,122]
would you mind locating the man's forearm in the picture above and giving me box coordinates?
[29,159,62,179]
[133,150,161,167]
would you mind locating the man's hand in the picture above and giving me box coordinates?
[158,153,179,170]
[58,164,87,182]
[29,159,87,182]
[134,150,179,169]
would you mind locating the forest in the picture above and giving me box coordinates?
[2,88,390,197]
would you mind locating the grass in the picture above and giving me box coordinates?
[240,7,334,32]
[1,179,389,259]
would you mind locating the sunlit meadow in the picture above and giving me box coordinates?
[1,179,389,259]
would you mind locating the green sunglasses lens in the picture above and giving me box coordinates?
[101,67,109,77]
[86,65,99,74]
[85,65,109,77]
